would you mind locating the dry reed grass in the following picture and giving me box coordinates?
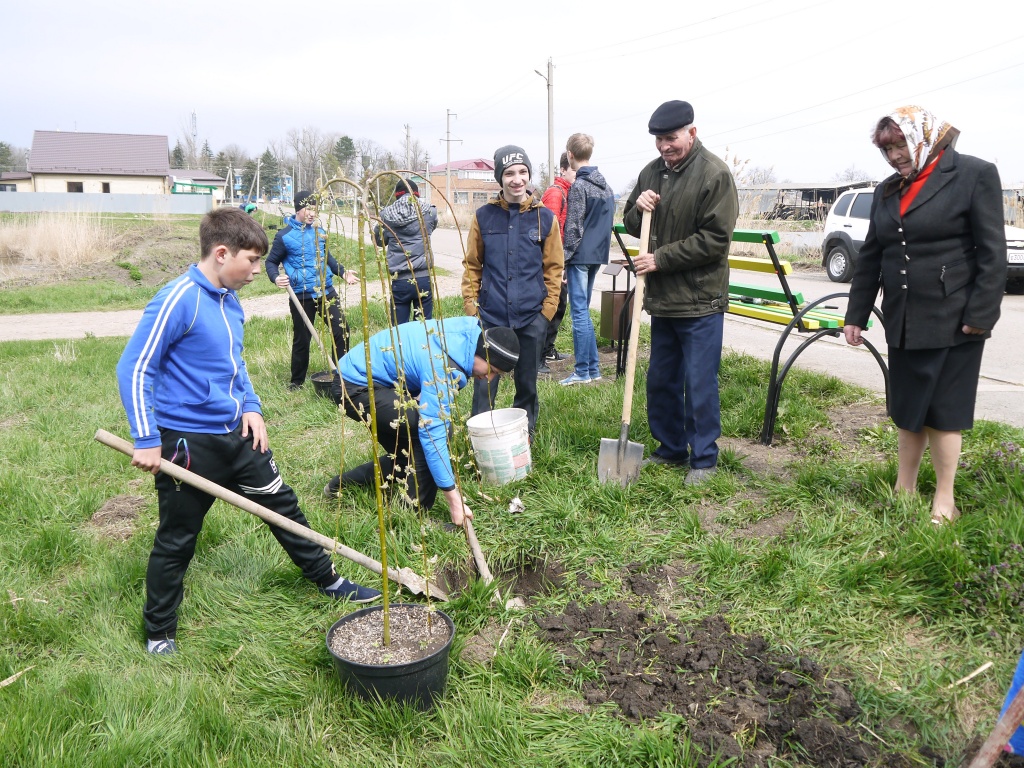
[0,213,129,278]
[434,203,477,231]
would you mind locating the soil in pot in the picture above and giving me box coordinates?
[329,604,451,665]
[327,604,454,709]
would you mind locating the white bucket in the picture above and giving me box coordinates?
[466,408,531,485]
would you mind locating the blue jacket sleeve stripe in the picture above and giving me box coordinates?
[123,278,194,441]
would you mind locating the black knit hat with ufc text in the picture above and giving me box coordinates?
[493,145,532,183]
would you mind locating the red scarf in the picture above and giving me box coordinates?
[900,150,943,216]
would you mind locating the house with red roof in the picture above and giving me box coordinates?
[419,158,500,207]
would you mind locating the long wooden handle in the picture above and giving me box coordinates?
[968,683,1024,768]
[621,210,651,426]
[94,429,446,601]
[284,283,337,373]
[463,517,492,584]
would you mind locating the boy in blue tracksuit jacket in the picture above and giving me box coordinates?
[325,317,520,527]
[117,208,378,656]
[265,190,359,389]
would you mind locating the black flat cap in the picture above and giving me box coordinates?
[648,100,694,135]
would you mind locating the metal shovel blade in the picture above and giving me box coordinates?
[598,433,645,487]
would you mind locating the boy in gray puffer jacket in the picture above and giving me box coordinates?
[373,179,439,324]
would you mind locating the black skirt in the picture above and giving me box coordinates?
[887,341,986,432]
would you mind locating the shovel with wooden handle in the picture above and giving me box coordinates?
[94,429,447,601]
[598,209,651,487]
[967,682,1024,768]
[284,282,337,373]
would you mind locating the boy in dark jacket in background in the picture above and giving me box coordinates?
[373,179,439,324]
[461,145,563,436]
[266,190,359,390]
[560,133,616,386]
[117,208,379,656]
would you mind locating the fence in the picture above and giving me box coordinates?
[0,193,214,215]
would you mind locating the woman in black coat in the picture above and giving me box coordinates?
[844,106,1007,524]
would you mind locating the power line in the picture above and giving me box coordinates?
[708,37,1024,143]
[704,60,1024,150]
[562,0,837,66]
[558,0,779,62]
[599,55,1024,166]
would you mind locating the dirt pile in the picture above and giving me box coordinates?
[537,601,900,767]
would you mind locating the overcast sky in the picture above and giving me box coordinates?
[5,0,1023,193]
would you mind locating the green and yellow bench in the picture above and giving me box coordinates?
[608,224,888,445]
[611,225,868,332]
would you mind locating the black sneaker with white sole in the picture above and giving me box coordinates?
[320,578,381,603]
[147,638,177,655]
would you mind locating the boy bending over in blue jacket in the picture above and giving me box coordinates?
[117,207,379,656]
[325,318,519,527]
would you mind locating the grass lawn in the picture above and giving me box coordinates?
[1,293,1022,767]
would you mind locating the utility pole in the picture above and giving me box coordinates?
[534,58,554,188]
[191,109,198,169]
[440,109,462,204]
[424,152,431,206]
[404,124,412,171]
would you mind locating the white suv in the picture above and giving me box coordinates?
[821,186,1024,294]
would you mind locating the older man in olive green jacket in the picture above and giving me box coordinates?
[623,99,738,485]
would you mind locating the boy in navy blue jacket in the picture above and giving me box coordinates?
[461,145,563,436]
[117,207,378,656]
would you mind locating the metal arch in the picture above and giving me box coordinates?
[759,292,889,445]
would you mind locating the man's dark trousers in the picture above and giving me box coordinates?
[646,313,724,469]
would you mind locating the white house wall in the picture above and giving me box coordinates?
[32,174,169,194]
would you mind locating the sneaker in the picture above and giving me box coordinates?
[685,467,718,486]
[323,478,340,500]
[286,382,304,392]
[538,363,551,374]
[560,372,591,386]
[589,375,603,384]
[320,578,382,603]
[147,638,177,655]
[642,454,687,468]
[545,350,568,362]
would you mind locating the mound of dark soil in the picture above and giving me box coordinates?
[536,601,911,767]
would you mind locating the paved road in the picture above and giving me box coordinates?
[2,221,1021,427]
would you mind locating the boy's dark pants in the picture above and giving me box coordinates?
[390,276,434,325]
[472,312,548,435]
[331,381,439,509]
[146,426,335,641]
[542,281,567,357]
[289,290,349,387]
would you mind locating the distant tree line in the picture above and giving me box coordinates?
[0,142,29,173]
[168,126,430,203]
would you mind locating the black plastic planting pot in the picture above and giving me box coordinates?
[310,371,334,399]
[326,604,455,710]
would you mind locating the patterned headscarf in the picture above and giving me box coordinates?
[881,106,959,177]
[878,106,960,196]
